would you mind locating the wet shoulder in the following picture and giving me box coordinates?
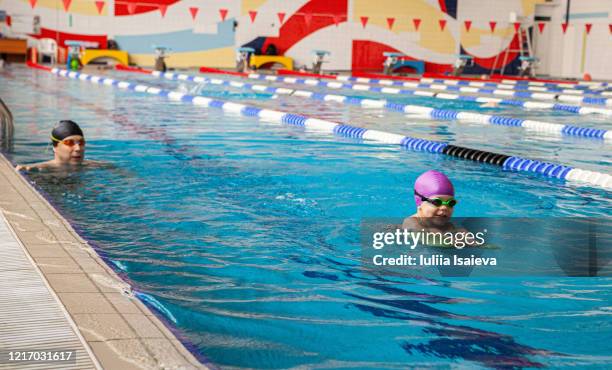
[15,160,57,172]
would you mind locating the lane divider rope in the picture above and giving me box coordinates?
[343,75,612,104]
[344,75,612,98]
[497,78,609,89]
[50,67,612,191]
[418,78,612,97]
[301,70,612,94]
[190,68,612,117]
[150,70,612,142]
[197,67,612,106]
[245,73,612,113]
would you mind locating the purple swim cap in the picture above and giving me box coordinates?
[414,170,455,206]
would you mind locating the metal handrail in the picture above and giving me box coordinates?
[0,97,14,150]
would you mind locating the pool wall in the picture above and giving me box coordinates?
[3,1,612,79]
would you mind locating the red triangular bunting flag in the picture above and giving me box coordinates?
[513,22,521,32]
[219,8,228,21]
[561,22,568,34]
[304,13,312,27]
[439,19,447,31]
[387,17,395,30]
[360,16,368,28]
[158,4,167,17]
[95,1,104,14]
[464,20,472,32]
[29,0,37,9]
[189,7,198,20]
[277,12,285,24]
[609,24,612,34]
[248,10,257,23]
[413,18,421,31]
[62,0,71,12]
[537,22,546,33]
[489,21,496,32]
[585,23,592,34]
[332,15,341,27]
[5,15,10,27]
[127,3,136,14]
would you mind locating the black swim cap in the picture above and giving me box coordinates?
[51,120,83,145]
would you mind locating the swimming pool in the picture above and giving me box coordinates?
[2,65,611,368]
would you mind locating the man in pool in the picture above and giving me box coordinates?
[403,170,457,230]
[16,120,99,171]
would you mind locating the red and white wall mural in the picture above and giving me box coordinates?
[1,0,610,78]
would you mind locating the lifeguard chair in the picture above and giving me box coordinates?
[451,54,473,76]
[311,50,330,74]
[236,47,254,72]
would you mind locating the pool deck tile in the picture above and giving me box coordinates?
[88,339,158,370]
[122,314,166,338]
[103,292,144,314]
[34,257,83,274]
[73,313,138,341]
[46,273,101,293]
[142,339,202,369]
[57,292,122,314]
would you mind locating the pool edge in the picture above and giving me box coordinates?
[0,153,210,369]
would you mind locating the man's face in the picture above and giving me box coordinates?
[53,135,85,165]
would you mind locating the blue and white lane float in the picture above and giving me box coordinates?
[345,76,612,97]
[498,79,609,90]
[348,76,612,101]
[160,69,612,119]
[150,71,612,142]
[194,69,612,115]
[419,78,612,97]
[51,68,612,191]
[338,72,612,92]
[247,73,612,110]
[239,73,612,116]
[344,75,612,95]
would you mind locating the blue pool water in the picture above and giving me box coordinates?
[2,66,611,369]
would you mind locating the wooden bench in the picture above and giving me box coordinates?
[0,38,27,62]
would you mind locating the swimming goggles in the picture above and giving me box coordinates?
[415,190,457,208]
[51,136,85,147]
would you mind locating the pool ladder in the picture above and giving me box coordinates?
[0,97,14,151]
[492,23,535,76]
